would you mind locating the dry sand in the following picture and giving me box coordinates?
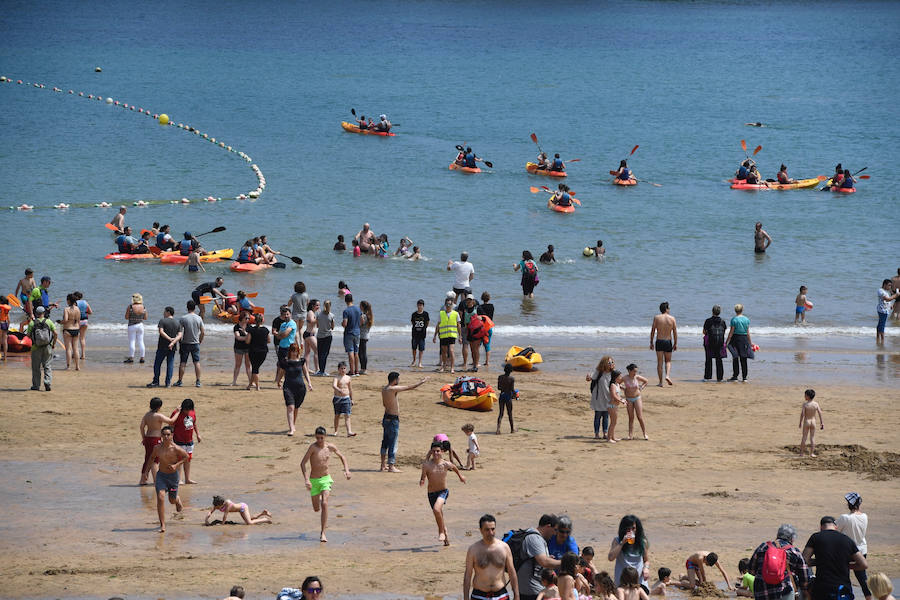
[0,359,898,599]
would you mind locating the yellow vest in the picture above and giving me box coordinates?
[438,310,459,339]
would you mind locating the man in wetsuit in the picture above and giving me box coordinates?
[649,301,677,387]
[464,514,520,600]
[191,277,225,318]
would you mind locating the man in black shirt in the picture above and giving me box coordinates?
[410,299,430,369]
[702,305,728,382]
[803,516,868,600]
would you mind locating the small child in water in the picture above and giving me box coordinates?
[735,558,754,597]
[799,388,824,457]
[351,240,361,257]
[619,566,649,600]
[678,551,732,591]
[536,567,560,600]
[650,567,672,596]
[204,495,272,525]
[333,235,346,251]
[183,249,205,273]
[594,240,606,260]
[407,245,421,261]
[338,281,350,297]
[795,285,810,323]
[462,423,479,470]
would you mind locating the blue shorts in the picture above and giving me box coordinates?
[427,488,449,509]
[796,305,806,314]
[179,343,200,363]
[412,336,426,351]
[333,395,352,415]
[877,311,888,333]
[343,332,360,353]
[483,329,493,352]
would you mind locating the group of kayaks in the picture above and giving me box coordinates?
[104,248,234,261]
[438,347,542,412]
[729,175,856,193]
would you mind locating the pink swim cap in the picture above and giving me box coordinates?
[433,433,449,443]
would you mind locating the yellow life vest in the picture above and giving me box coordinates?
[438,310,459,339]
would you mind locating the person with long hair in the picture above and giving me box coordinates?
[558,552,580,600]
[125,292,147,364]
[246,313,270,391]
[303,299,320,374]
[587,356,615,439]
[514,250,539,298]
[608,515,651,589]
[359,300,373,375]
[316,300,335,376]
[73,291,91,359]
[607,370,626,443]
[278,342,312,436]
[231,311,251,386]
[60,293,81,371]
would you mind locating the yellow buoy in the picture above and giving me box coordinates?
[158,113,169,126]
[583,247,594,256]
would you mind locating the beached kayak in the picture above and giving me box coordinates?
[230,261,273,272]
[831,186,856,193]
[526,162,567,178]
[440,388,496,411]
[7,330,32,353]
[613,178,638,186]
[549,202,575,213]
[159,249,234,264]
[449,162,481,174]
[731,177,822,190]
[340,121,395,136]
[505,345,543,371]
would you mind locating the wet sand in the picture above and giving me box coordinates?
[0,359,898,599]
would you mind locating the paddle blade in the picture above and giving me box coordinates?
[148,246,162,256]
[630,145,639,155]
[741,139,747,152]
[252,306,265,314]
[858,174,870,179]
[351,108,356,116]
[272,262,286,269]
[247,292,258,298]
[816,175,828,181]
[540,185,552,191]
[530,133,538,144]
[566,158,580,163]
[105,223,118,231]
[609,170,618,176]
[7,293,21,308]
[483,161,493,168]
[290,256,303,265]
[455,144,464,152]
[753,145,762,155]
[572,198,582,206]
[530,186,542,193]
[211,226,226,233]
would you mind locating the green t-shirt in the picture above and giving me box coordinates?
[742,572,755,592]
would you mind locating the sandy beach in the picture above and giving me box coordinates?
[0,357,897,599]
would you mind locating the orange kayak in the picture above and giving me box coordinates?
[341,121,395,136]
[613,178,637,186]
[230,261,272,272]
[526,162,566,177]
[449,162,481,174]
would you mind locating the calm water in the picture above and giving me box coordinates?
[1,1,899,348]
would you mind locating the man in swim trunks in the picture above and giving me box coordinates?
[464,514,520,600]
[14,268,36,320]
[109,206,126,232]
[139,397,176,484]
[754,222,772,254]
[420,441,466,546]
[147,425,189,532]
[300,426,351,542]
[380,371,428,473]
[649,301,677,387]
[354,223,376,254]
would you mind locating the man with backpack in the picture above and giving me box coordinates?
[26,305,58,391]
[507,514,561,600]
[802,516,868,600]
[747,524,812,600]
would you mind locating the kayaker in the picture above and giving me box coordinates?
[156,225,176,251]
[134,231,153,254]
[259,235,279,264]
[115,226,138,254]
[536,152,550,170]
[228,290,255,316]
[355,114,371,130]
[830,163,844,187]
[776,164,795,185]
[613,160,634,182]
[237,240,256,264]
[735,159,753,181]
[551,153,565,172]
[464,147,483,169]
[745,165,762,185]
[179,232,205,256]
[373,114,391,132]
[455,147,466,166]
[839,169,855,190]
[550,184,572,207]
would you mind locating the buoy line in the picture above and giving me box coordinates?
[0,75,266,210]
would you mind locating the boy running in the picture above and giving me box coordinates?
[300,426,351,542]
[420,441,466,546]
[148,426,189,532]
[139,397,176,485]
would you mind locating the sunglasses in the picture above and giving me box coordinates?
[305,588,322,594]
[558,529,571,534]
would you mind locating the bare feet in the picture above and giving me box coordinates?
[666,377,673,386]
[320,533,327,542]
[175,497,184,512]
[287,430,295,436]
[158,526,165,533]
[496,428,502,435]
[657,383,664,387]
[443,537,451,547]
[379,465,387,472]
[609,438,618,443]
[387,466,402,473]
[185,479,197,485]
[438,532,446,542]
[409,361,416,367]
[348,432,357,437]
[644,434,649,440]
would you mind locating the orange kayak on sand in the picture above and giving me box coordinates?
[449,162,481,174]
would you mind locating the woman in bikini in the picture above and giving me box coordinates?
[204,495,272,525]
[303,299,320,374]
[607,370,626,443]
[623,364,649,440]
[61,293,81,371]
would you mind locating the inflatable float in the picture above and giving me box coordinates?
[440,377,496,411]
[505,346,543,371]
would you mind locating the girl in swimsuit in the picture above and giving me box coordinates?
[205,495,272,525]
[61,294,81,371]
[303,299,319,374]
[623,364,649,440]
[607,370,626,443]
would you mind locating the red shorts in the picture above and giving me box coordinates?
[141,436,161,474]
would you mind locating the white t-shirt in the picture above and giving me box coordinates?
[836,512,867,554]
[450,261,474,289]
[468,432,479,456]
[877,288,892,314]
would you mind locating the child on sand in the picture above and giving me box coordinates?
[537,568,560,600]
[331,362,355,436]
[497,363,516,434]
[678,551,732,591]
[795,286,810,323]
[799,388,824,457]
[462,423,479,470]
[420,441,466,546]
[580,546,597,587]
[735,558,754,597]
[594,572,618,600]
[204,495,272,525]
[620,566,650,600]
[607,370,626,443]
[170,398,201,484]
[869,572,895,600]
[650,567,672,596]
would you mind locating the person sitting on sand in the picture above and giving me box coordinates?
[595,571,618,600]
[650,567,673,596]
[677,551,732,591]
[224,584,245,600]
[420,441,466,546]
[537,568,559,600]
[204,495,272,525]
[735,558,754,597]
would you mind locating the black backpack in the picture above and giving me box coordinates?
[502,528,540,571]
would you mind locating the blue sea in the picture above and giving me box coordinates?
[1,0,899,373]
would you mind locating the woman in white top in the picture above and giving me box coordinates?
[125,293,147,363]
[837,492,870,600]
[303,299,319,374]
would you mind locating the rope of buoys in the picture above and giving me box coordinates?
[0,74,266,210]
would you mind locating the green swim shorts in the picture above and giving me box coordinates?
[309,474,334,497]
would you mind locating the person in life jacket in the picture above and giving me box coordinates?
[735,159,753,181]
[133,231,152,254]
[237,240,256,264]
[550,183,572,207]
[373,114,391,132]
[830,163,844,187]
[258,235,279,264]
[839,169,855,189]
[776,164,795,185]
[156,224,176,251]
[356,114,372,130]
[613,159,634,182]
[433,296,461,374]
[551,153,565,172]
[455,147,466,166]
[115,226,138,254]
[536,152,550,170]
[179,232,206,257]
[746,165,761,184]
[463,147,485,169]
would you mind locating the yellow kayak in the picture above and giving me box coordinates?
[505,345,543,371]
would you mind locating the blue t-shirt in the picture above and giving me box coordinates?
[343,305,362,336]
[730,315,750,335]
[278,319,297,348]
[547,534,579,560]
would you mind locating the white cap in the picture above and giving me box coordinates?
[379,114,387,120]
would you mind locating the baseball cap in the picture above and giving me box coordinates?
[845,492,861,505]
[35,306,46,314]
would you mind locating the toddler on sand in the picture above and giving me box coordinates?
[462,423,479,470]
[799,388,824,457]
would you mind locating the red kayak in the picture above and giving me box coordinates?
[449,162,481,174]
[230,261,272,272]
[613,178,637,186]
[830,186,856,193]
[7,331,32,353]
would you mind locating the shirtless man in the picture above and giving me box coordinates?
[15,268,36,321]
[649,301,677,386]
[464,514,520,600]
[300,426,351,542]
[354,223,376,254]
[139,397,176,484]
[799,388,824,457]
[420,441,466,546]
[109,206,127,232]
[380,371,428,473]
[754,222,772,253]
[147,425,189,532]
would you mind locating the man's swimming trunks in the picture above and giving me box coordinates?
[471,589,510,600]
[655,339,673,352]
[155,469,179,498]
[310,474,334,497]
[686,559,700,571]
[427,488,450,508]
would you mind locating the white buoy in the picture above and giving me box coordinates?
[106,97,113,104]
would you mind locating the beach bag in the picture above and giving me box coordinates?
[502,528,541,571]
[451,376,489,397]
[524,260,537,277]
[31,318,52,347]
[761,541,790,585]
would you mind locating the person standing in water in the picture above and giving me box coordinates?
[649,302,677,387]
[754,222,772,254]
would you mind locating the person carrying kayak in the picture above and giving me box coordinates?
[179,232,206,257]
[551,153,566,173]
[115,226,139,254]
[735,159,754,181]
[838,169,855,190]
[156,224,176,251]
[355,114,372,131]
[613,159,635,182]
[549,183,573,207]
[372,114,391,133]
[776,164,795,185]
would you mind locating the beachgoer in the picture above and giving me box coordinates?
[515,251,540,298]
[595,571,618,600]
[649,302,677,386]
[148,425,188,532]
[677,551,731,591]
[795,286,810,324]
[29,276,57,315]
[619,566,650,600]
[650,568,673,596]
[462,295,487,371]
[300,426,351,542]
[351,239,361,257]
[110,206,126,231]
[876,279,899,344]
[170,398,201,484]
[277,576,326,600]
[548,515,579,560]
[139,397,175,484]
[280,342,312,436]
[247,313,270,391]
[356,114,370,130]
[395,236,413,257]
[839,169,855,190]
[594,240,606,260]
[748,524,811,600]
[754,222,772,253]
[613,159,635,183]
[776,164,795,185]
[73,291,91,359]
[303,299,320,374]
[608,515,652,589]
[204,495,272,525]
[15,268,36,321]
[497,363,516,434]
[287,281,308,331]
[735,559,754,597]
[341,294,362,376]
[191,277,225,318]
[182,248,204,273]
[549,184,572,208]
[354,223,376,254]
[478,291,495,367]
[179,231,205,256]
[869,574,894,600]
[551,153,565,172]
[316,300,335,375]
[799,389,824,457]
[726,303,752,382]
[60,294,81,371]
[448,252,476,298]
[420,441,466,546]
[380,371,427,472]
[587,356,615,439]
[837,493,870,600]
[410,299,430,368]
[408,245,421,261]
[359,300,373,375]
[464,514,520,600]
[333,235,346,251]
[746,165,762,184]
[891,268,900,319]
[231,311,251,386]
[702,305,727,382]
[0,295,9,360]
[461,423,479,470]
[156,224,176,251]
[623,363,649,440]
[147,306,179,388]
[274,306,298,388]
[434,297,462,373]
[174,300,204,387]
[124,293,147,364]
[803,516,868,600]
[539,245,556,264]
[26,305,58,391]
[607,371,626,442]
[331,362,355,436]
[517,515,563,600]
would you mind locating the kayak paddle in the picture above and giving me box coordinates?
[272,262,286,269]
[482,160,493,168]
[105,223,123,234]
[196,226,226,237]
[351,108,356,116]
[6,293,21,308]
[530,133,544,155]
[274,252,303,265]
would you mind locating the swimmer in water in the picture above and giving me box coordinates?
[204,495,272,525]
[744,122,765,127]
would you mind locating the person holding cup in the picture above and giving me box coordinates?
[608,515,651,590]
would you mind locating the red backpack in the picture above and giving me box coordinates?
[761,541,790,585]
